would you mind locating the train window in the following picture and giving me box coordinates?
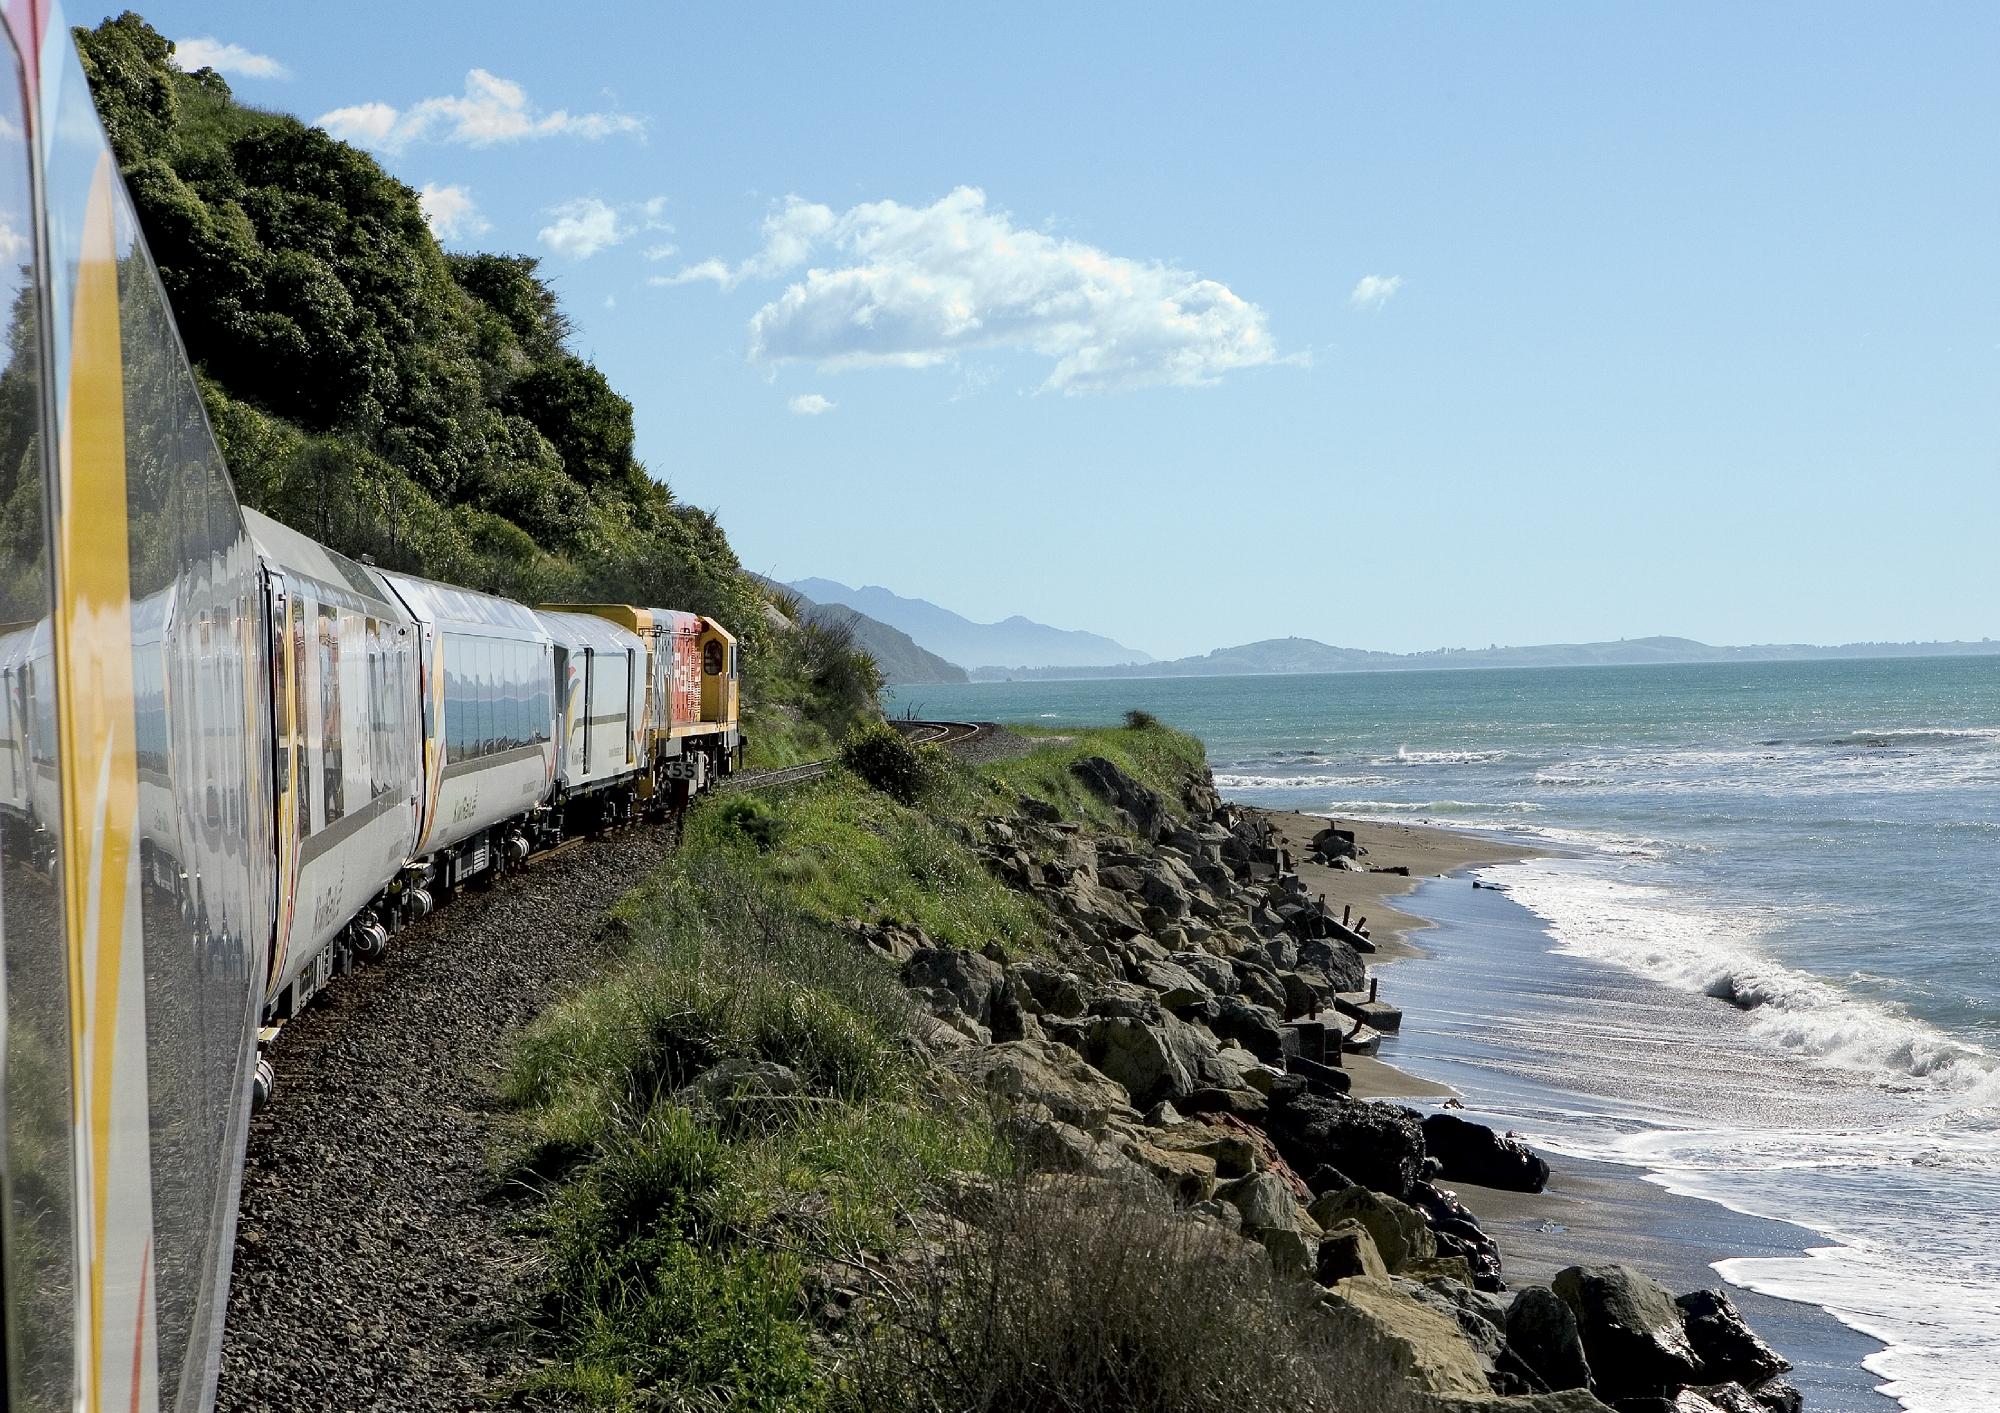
[293,601,311,838]
[444,635,465,761]
[365,619,379,798]
[498,639,516,750]
[478,636,495,755]
[319,604,343,825]
[704,639,723,676]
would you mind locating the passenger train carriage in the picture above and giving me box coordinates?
[0,13,742,1412]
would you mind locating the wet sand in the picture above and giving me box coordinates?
[1254,809,1538,961]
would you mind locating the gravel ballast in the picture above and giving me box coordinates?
[214,825,673,1412]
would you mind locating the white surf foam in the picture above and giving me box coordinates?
[1493,860,2000,1097]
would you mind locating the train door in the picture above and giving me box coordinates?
[580,646,595,774]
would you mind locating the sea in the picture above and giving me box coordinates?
[884,656,2000,1413]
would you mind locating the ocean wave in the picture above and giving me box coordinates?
[1319,799,1546,815]
[1497,862,2000,1098]
[1380,746,1517,766]
[1211,772,1394,791]
[1763,727,2000,749]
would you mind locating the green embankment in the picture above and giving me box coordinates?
[504,723,1210,1408]
[66,13,877,760]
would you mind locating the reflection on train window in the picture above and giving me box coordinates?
[442,632,551,763]
[319,604,342,824]
[294,599,310,838]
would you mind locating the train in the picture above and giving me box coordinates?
[245,506,740,1035]
[0,14,737,1413]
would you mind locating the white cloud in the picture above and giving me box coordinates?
[667,187,1280,394]
[604,294,617,310]
[643,241,680,261]
[317,101,399,145]
[1349,274,1404,310]
[172,37,290,79]
[418,182,488,241]
[316,69,644,152]
[536,195,669,260]
[787,393,835,416]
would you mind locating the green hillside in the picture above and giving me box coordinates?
[73,12,875,761]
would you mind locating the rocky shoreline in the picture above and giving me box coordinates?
[862,751,1806,1412]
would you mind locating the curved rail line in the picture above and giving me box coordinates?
[721,719,987,794]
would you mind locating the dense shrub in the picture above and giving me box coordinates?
[1124,707,1160,730]
[839,722,949,805]
[844,1176,1387,1413]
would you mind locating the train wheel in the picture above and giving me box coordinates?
[252,1056,276,1112]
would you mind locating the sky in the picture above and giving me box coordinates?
[120,3,1998,659]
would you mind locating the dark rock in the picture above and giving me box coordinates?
[1682,1385,1766,1413]
[1210,995,1286,1061]
[1423,1112,1552,1193]
[1675,1289,1789,1388]
[1073,1012,1215,1108]
[1298,935,1367,993]
[1506,1285,1592,1392]
[1176,1086,1269,1120]
[902,947,1007,1027]
[1070,755,1169,840]
[1552,1264,1703,1399]
[1019,795,1061,823]
[1008,962,1088,1018]
[1745,1379,1801,1413]
[1263,1079,1426,1198]
[1315,1224,1386,1283]
[1305,1163,1354,1195]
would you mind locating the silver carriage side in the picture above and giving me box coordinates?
[1,13,277,1411]
[242,508,421,1019]
[536,608,647,824]
[377,569,558,885]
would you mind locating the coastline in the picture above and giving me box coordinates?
[1242,804,1896,1409]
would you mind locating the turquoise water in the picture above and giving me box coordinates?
[886,657,2000,1412]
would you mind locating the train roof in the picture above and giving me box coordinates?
[535,608,647,655]
[242,508,403,617]
[378,567,551,640]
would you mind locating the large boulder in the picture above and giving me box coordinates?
[1317,1276,1494,1396]
[944,1038,1134,1129]
[1006,961,1089,1018]
[1506,1285,1592,1392]
[1070,755,1169,840]
[1264,1077,1427,1198]
[1551,1264,1703,1399]
[902,947,1008,1027]
[1316,1221,1388,1283]
[1071,1012,1214,1108]
[1675,1289,1789,1388]
[1422,1112,1551,1193]
[1309,1185,1436,1272]
[1298,936,1367,993]
[1210,995,1287,1061]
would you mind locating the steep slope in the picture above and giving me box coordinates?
[792,576,1152,669]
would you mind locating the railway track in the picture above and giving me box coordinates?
[721,718,987,793]
[216,716,997,1410]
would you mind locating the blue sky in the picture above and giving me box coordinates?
[126,3,1996,658]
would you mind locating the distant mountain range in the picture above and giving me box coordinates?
[759,579,967,686]
[790,578,1152,672]
[967,633,2000,681]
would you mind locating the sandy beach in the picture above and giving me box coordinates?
[1245,806,1893,1407]
[1257,809,1538,961]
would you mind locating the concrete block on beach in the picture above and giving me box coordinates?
[1336,991,1404,1032]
